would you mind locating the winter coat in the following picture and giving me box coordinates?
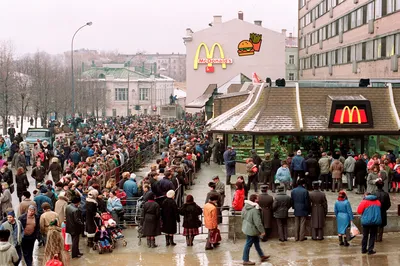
[258,192,274,228]
[0,170,13,187]
[357,195,382,226]
[291,186,310,217]
[123,178,138,197]
[354,160,367,186]
[179,202,202,229]
[259,159,272,181]
[223,150,236,176]
[12,154,26,170]
[85,199,98,237]
[19,213,40,240]
[273,192,291,219]
[106,197,123,212]
[291,155,305,171]
[305,157,319,177]
[54,196,68,223]
[31,166,46,183]
[344,156,356,173]
[0,242,19,266]
[334,199,353,234]
[241,200,265,236]
[16,173,29,198]
[0,189,13,214]
[330,160,344,179]
[232,188,245,211]
[39,211,59,235]
[271,157,281,176]
[33,194,52,215]
[205,190,222,207]
[161,198,180,234]
[366,172,379,194]
[318,156,330,174]
[275,167,292,183]
[66,203,84,236]
[159,177,175,196]
[309,190,328,229]
[48,162,62,183]
[203,202,218,230]
[374,189,391,227]
[0,220,23,246]
[141,200,161,236]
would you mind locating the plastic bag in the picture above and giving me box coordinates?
[45,255,63,266]
[349,221,360,239]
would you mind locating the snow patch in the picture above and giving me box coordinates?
[243,111,261,131]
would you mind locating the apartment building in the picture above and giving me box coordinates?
[298,0,400,80]
[285,31,299,81]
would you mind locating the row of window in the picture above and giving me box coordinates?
[300,33,400,69]
[300,0,346,28]
[114,88,150,101]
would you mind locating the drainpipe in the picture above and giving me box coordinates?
[387,83,400,130]
[296,83,304,131]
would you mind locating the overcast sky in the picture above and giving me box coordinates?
[1,0,297,55]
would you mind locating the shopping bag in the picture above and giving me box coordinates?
[209,228,222,244]
[65,233,72,245]
[349,221,360,240]
[45,255,63,266]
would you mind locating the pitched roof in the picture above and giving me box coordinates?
[209,86,400,134]
[186,84,217,108]
[82,67,149,80]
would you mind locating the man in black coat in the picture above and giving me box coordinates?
[305,154,320,190]
[66,197,84,258]
[374,181,391,242]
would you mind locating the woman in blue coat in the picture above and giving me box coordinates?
[334,191,354,246]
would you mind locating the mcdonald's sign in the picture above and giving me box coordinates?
[329,101,373,128]
[193,43,233,73]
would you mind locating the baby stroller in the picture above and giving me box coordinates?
[107,217,127,247]
[92,217,113,254]
[133,196,144,225]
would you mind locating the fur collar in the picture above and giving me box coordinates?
[86,198,98,205]
[245,200,260,209]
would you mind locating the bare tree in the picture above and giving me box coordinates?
[0,41,15,134]
[14,55,33,133]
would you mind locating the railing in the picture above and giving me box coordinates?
[97,143,158,189]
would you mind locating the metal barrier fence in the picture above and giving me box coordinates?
[97,143,158,189]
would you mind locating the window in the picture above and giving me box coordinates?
[376,0,382,18]
[139,88,149,100]
[115,88,127,101]
[342,47,348,63]
[351,11,357,29]
[112,109,117,117]
[343,15,349,32]
[367,2,374,22]
[328,24,332,38]
[397,0,400,11]
[386,35,394,57]
[356,8,363,26]
[366,40,374,60]
[347,46,352,62]
[300,0,306,8]
[356,43,363,61]
[338,48,343,64]
[386,0,395,14]
[351,45,356,62]
[289,55,295,64]
[332,0,337,8]
[306,13,311,25]
[396,34,400,55]
[289,73,295,80]
[375,38,382,58]
[332,49,337,65]
[332,21,337,36]
[319,1,326,16]
[362,42,367,60]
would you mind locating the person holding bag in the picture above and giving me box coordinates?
[334,191,353,246]
[204,194,220,250]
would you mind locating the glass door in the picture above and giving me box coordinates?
[330,135,363,156]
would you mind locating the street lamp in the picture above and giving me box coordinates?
[71,21,92,129]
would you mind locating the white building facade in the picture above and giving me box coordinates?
[82,64,174,117]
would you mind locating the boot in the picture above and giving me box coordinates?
[186,236,190,246]
[87,238,93,247]
[343,237,349,246]
[190,236,195,246]
[170,235,177,246]
[147,238,151,248]
[165,235,170,246]
[339,236,344,246]
[151,238,158,248]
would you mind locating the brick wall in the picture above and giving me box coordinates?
[214,95,248,117]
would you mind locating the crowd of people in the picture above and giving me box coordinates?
[0,113,215,266]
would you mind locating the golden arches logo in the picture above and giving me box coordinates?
[193,43,232,70]
[340,106,361,124]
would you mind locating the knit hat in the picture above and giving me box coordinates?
[166,190,175,199]
[7,211,15,217]
[88,190,99,199]
[40,187,48,193]
[130,173,136,180]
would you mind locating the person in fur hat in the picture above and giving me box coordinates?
[85,189,100,247]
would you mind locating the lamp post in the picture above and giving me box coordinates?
[71,21,92,129]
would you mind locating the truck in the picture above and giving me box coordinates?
[25,128,55,148]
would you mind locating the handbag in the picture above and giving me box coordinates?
[45,255,63,266]
[349,221,360,240]
[209,228,222,244]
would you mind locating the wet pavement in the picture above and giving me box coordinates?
[9,161,400,265]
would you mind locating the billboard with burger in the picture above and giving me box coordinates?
[237,33,263,56]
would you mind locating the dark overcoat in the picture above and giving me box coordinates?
[85,200,98,237]
[141,200,161,236]
[179,202,202,229]
[309,190,328,228]
[161,198,180,234]
[258,193,274,228]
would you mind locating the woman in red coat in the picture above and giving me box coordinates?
[232,182,245,211]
